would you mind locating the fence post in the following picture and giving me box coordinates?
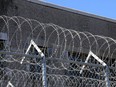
[42,56,47,87]
[105,66,110,87]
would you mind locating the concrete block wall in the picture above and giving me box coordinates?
[4,0,116,39]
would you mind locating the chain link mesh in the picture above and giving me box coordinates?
[0,16,116,87]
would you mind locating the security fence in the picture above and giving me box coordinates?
[0,16,116,87]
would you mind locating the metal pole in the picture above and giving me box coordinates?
[104,66,110,87]
[42,56,47,87]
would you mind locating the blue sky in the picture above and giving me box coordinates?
[46,0,116,20]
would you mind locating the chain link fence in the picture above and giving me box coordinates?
[0,16,116,87]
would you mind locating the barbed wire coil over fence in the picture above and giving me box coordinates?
[0,15,116,87]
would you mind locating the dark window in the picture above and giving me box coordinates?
[0,40,6,76]
[0,40,6,59]
[0,40,5,50]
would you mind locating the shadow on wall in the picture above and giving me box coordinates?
[0,0,13,15]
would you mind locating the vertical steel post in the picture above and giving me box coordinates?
[104,66,110,87]
[22,40,48,87]
[42,56,47,87]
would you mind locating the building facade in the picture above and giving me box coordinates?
[0,0,116,39]
[0,0,116,87]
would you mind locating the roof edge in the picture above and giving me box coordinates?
[27,0,116,23]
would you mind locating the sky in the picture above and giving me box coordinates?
[46,0,116,20]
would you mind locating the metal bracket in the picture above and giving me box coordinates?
[80,51,106,74]
[80,51,110,87]
[6,81,14,87]
[20,39,47,87]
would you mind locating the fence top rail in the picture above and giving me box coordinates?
[0,51,116,70]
